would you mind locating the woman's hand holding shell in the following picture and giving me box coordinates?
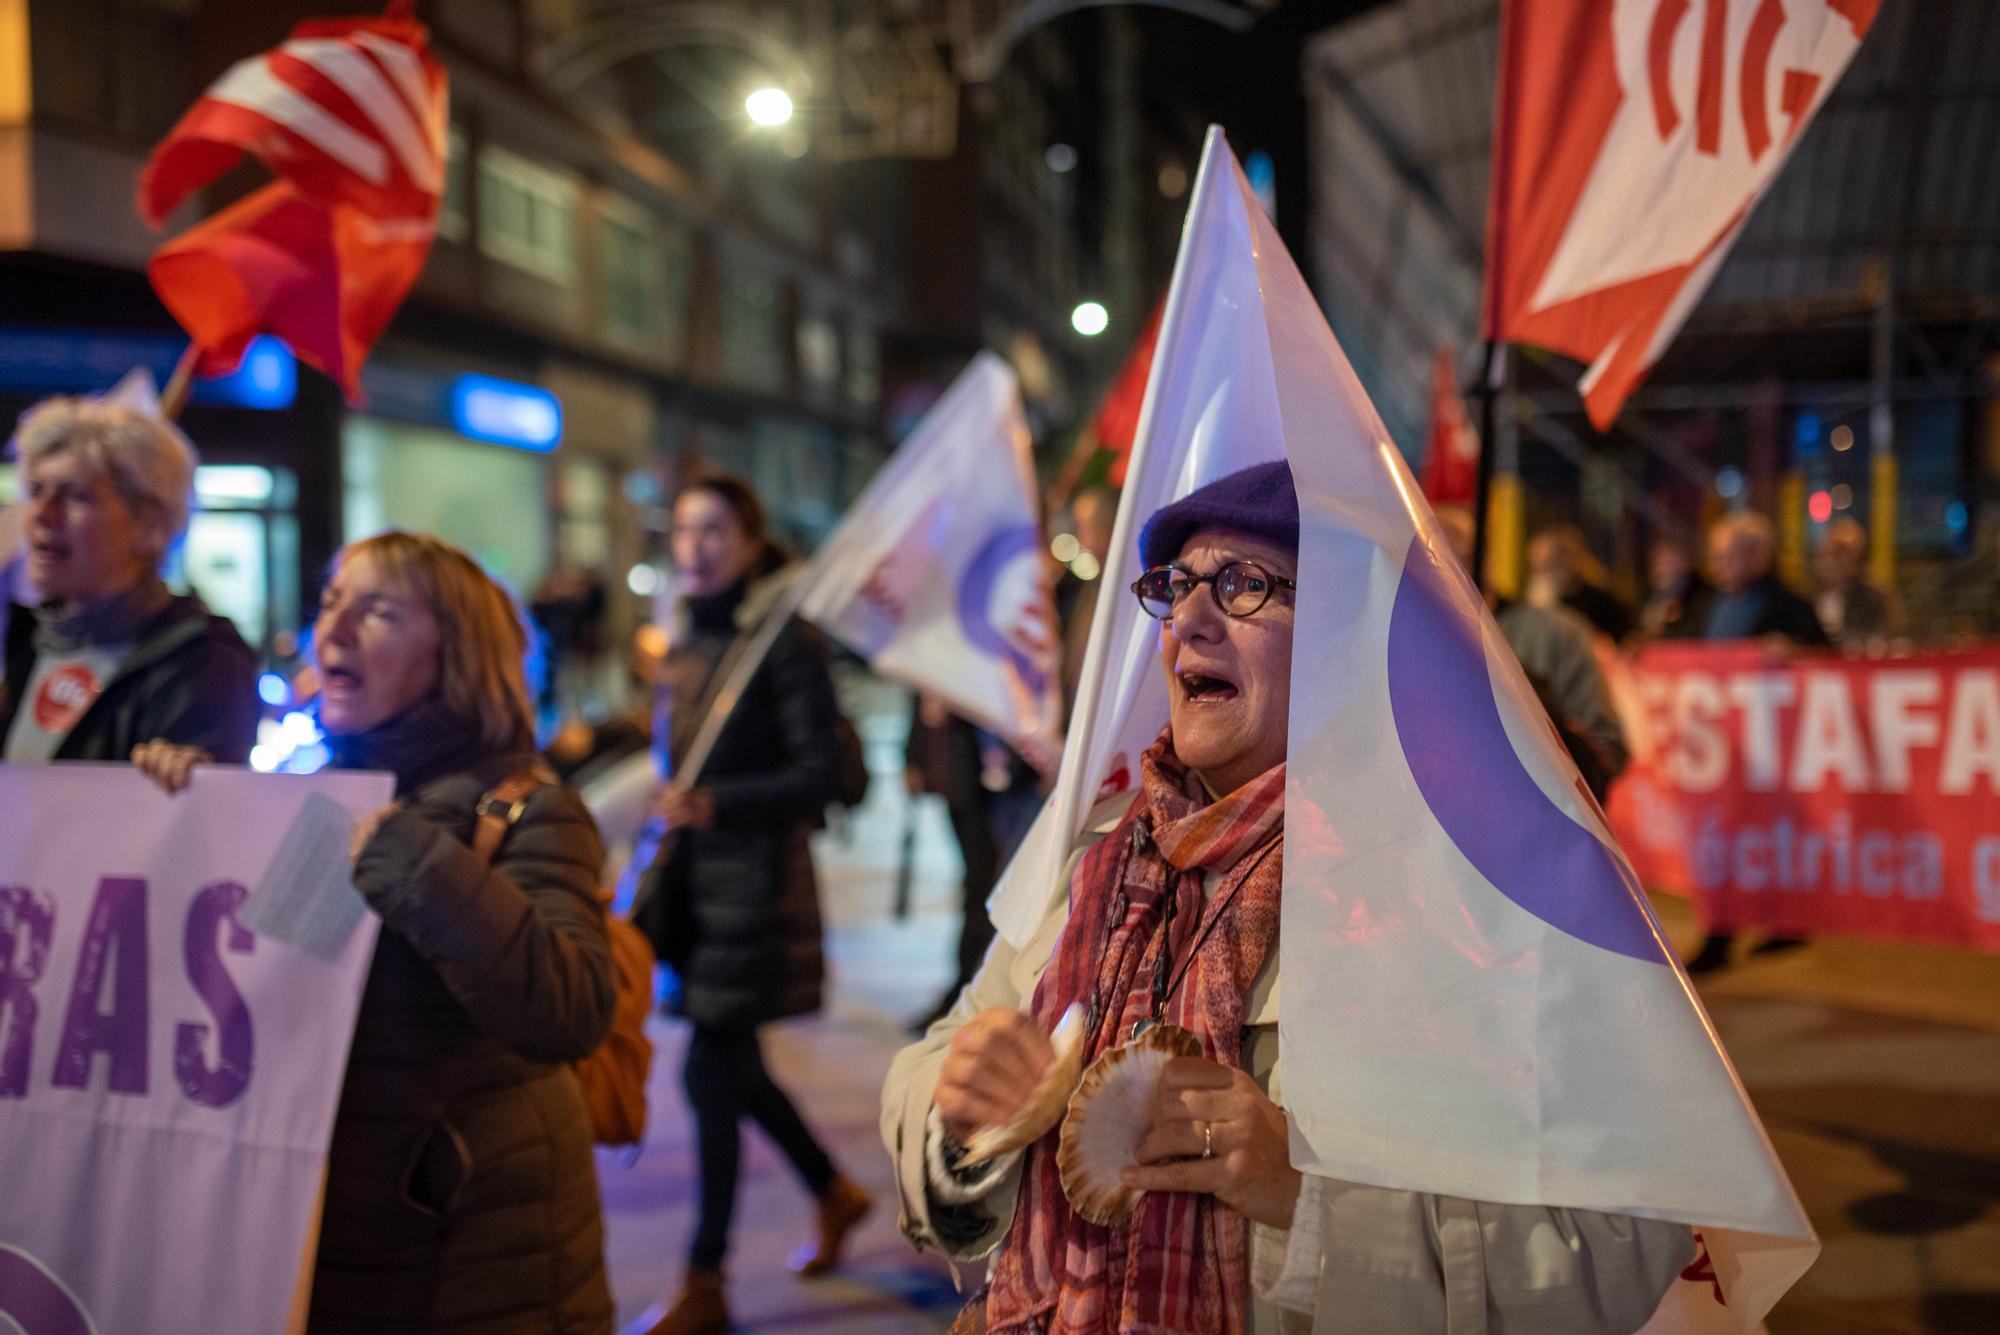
[935,1008,1056,1142]
[1122,1055,1303,1230]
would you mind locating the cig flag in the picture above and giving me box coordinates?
[795,352,1061,751]
[1485,0,1877,428]
[1003,126,1814,1330]
[0,766,392,1335]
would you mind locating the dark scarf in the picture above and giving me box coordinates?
[35,577,173,653]
[684,578,748,635]
[324,694,526,796]
[985,731,1286,1335]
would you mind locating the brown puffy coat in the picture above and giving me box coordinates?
[308,754,616,1335]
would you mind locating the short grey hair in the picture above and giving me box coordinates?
[10,396,198,556]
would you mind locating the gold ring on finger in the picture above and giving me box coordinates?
[1201,1121,1214,1160]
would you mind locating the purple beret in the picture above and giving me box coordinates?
[1138,461,1299,569]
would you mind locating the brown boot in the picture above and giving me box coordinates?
[787,1174,874,1276]
[645,1268,729,1335]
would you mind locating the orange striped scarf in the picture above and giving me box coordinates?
[985,730,1285,1334]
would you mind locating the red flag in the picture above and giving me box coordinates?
[1420,348,1480,504]
[139,5,445,401]
[1483,0,1877,429]
[1091,302,1163,487]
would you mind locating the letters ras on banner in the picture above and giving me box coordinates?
[0,765,392,1335]
[1606,642,2000,953]
[1484,0,1879,428]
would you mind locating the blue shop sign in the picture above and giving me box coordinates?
[358,361,563,453]
[0,328,296,410]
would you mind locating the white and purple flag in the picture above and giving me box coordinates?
[795,351,1062,752]
[0,765,391,1334]
[994,126,1814,1329]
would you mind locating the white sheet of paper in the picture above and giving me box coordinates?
[240,789,371,960]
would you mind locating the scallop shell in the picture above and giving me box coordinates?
[960,1003,1087,1167]
[1057,1023,1203,1226]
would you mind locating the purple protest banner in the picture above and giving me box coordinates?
[0,764,391,1334]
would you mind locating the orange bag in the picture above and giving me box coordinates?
[471,775,655,1147]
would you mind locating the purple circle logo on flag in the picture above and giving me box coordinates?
[0,1246,97,1335]
[1386,534,1663,962]
[956,525,1056,701]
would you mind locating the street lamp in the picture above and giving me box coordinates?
[1071,301,1109,337]
[745,86,794,127]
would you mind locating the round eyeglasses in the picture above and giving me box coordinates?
[1130,560,1296,620]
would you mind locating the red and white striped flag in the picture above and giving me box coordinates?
[138,2,446,400]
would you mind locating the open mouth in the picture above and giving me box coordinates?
[1178,672,1239,703]
[321,666,364,693]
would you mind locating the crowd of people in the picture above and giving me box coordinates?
[0,386,1956,1333]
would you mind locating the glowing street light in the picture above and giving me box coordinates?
[745,86,794,127]
[1071,301,1109,337]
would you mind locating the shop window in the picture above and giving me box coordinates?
[477,145,579,283]
[344,418,552,599]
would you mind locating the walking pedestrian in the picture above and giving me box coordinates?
[1,394,257,770]
[634,475,872,1335]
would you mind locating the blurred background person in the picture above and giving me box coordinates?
[531,563,609,723]
[1676,511,1828,974]
[1813,516,1904,647]
[1669,510,1829,649]
[142,530,618,1333]
[633,474,871,1335]
[1439,507,1628,801]
[1,394,256,768]
[904,691,1043,1032]
[1639,534,1710,640]
[1054,484,1117,708]
[1525,524,1634,642]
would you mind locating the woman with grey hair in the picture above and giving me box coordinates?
[1,394,258,774]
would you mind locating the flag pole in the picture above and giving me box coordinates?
[159,343,201,422]
[1470,339,1501,595]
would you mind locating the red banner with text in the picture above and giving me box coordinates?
[1605,642,2000,953]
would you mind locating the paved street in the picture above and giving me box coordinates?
[597,706,2000,1333]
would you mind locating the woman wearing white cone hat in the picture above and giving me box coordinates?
[881,462,1695,1334]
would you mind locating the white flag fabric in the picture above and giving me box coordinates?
[795,351,1061,751]
[0,765,391,1335]
[987,138,1289,947]
[997,126,1814,1329]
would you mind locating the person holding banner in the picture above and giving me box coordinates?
[1,394,258,770]
[883,464,1693,1334]
[132,531,620,1333]
[634,475,872,1335]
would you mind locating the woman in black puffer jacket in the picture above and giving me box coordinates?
[294,532,616,1334]
[633,475,871,1335]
